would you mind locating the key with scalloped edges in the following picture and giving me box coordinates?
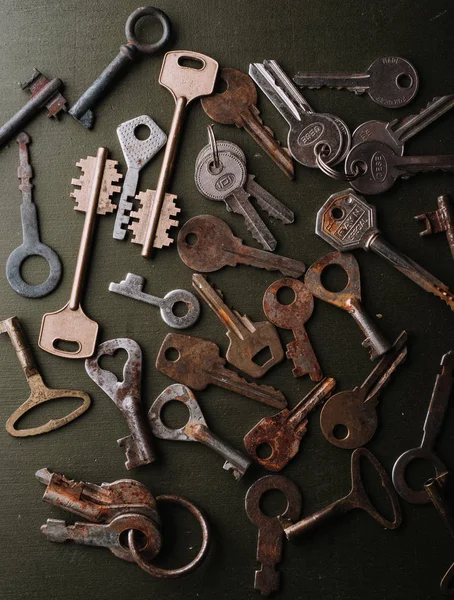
[128,189,180,249]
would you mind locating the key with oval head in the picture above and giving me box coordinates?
[109,272,200,329]
[149,384,251,480]
[245,475,302,596]
[69,7,172,128]
[244,378,336,471]
[320,331,407,450]
[6,133,62,298]
[177,215,306,278]
[294,56,419,108]
[263,277,322,380]
[392,350,454,504]
[305,251,391,360]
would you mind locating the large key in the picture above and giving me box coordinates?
[69,7,172,128]
[156,333,287,409]
[192,273,283,378]
[263,277,322,380]
[305,251,391,360]
[85,338,156,469]
[244,378,336,471]
[294,56,419,108]
[200,67,294,179]
[148,384,251,480]
[245,475,302,596]
[315,189,454,311]
[177,215,306,278]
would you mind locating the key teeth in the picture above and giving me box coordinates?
[71,156,122,214]
[361,337,380,361]
[129,190,180,248]
[223,461,242,480]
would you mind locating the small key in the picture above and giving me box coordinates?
[320,332,407,450]
[263,277,322,380]
[305,251,391,360]
[294,56,419,108]
[69,7,172,128]
[283,448,402,541]
[415,194,454,262]
[245,475,302,596]
[156,333,287,409]
[192,273,283,378]
[85,338,156,469]
[113,115,167,239]
[6,132,62,298]
[109,272,200,329]
[200,67,294,179]
[315,189,454,311]
[392,350,454,504]
[244,378,336,471]
[149,384,251,480]
[177,215,306,278]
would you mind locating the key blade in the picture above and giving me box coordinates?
[245,175,294,223]
[227,188,277,251]
[392,95,454,144]
[289,377,337,431]
[249,62,302,124]
[421,351,454,448]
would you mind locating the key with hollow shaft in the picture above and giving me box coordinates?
[415,194,454,262]
[263,277,322,380]
[244,378,336,472]
[316,189,454,311]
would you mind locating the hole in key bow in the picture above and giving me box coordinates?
[134,124,151,140]
[320,264,348,293]
[396,73,412,89]
[256,442,273,459]
[172,302,189,317]
[405,457,438,492]
[13,397,87,431]
[333,424,348,440]
[185,233,198,246]
[359,452,397,524]
[53,339,81,353]
[20,255,50,285]
[161,400,190,429]
[331,207,344,220]
[120,528,148,550]
[259,489,288,517]
[252,346,272,367]
[276,286,295,305]
[134,14,166,46]
[177,56,204,70]
[165,347,180,362]
[98,348,129,382]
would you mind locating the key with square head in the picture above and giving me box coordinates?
[245,475,302,596]
[177,215,306,278]
[294,56,419,108]
[192,273,283,378]
[156,333,287,409]
[263,277,322,380]
[320,331,407,450]
[315,189,454,311]
[415,194,454,261]
[200,67,294,179]
[244,378,336,472]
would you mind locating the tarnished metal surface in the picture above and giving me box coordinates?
[416,194,454,261]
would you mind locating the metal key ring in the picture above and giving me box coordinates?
[6,242,62,298]
[128,494,210,578]
[315,144,360,182]
[125,7,172,55]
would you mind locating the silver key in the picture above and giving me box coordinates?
[113,115,167,240]
[148,383,251,480]
[109,272,200,329]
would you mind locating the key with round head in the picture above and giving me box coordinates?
[315,189,454,311]
[177,215,306,278]
[293,56,419,108]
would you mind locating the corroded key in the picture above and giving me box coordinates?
[263,277,322,380]
[415,194,454,261]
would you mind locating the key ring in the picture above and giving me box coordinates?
[207,124,220,170]
[128,495,210,578]
[315,143,360,182]
[125,7,172,55]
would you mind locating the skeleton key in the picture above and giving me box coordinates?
[6,132,62,298]
[244,378,336,471]
[156,333,287,409]
[113,115,167,239]
[415,194,454,261]
[316,189,454,311]
[177,215,306,278]
[200,67,294,179]
[294,56,419,108]
[263,277,322,380]
[85,338,156,469]
[392,350,454,504]
[245,475,302,596]
[192,273,283,378]
[148,384,251,480]
[320,331,407,450]
[305,251,391,360]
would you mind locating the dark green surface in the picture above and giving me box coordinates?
[1,1,454,598]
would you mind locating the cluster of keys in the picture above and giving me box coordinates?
[1,4,454,597]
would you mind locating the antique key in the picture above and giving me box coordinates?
[39,148,122,358]
[200,67,294,179]
[305,251,391,360]
[320,332,407,450]
[156,333,287,409]
[149,384,251,480]
[294,56,419,108]
[192,273,283,378]
[6,132,62,298]
[85,338,156,469]
[316,189,454,310]
[415,194,454,261]
[244,378,336,471]
[177,215,306,278]
[245,475,302,596]
[0,317,90,437]
[263,277,322,380]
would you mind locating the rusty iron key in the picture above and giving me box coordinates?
[415,194,454,262]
